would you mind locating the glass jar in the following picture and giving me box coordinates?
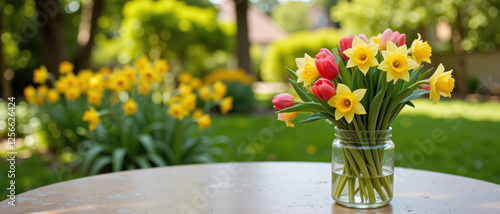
[331,127,394,208]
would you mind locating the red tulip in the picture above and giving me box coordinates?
[315,48,339,80]
[272,93,295,110]
[312,78,336,101]
[339,35,355,61]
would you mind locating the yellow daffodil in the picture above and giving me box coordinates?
[212,81,227,101]
[378,42,418,83]
[155,59,169,75]
[410,33,432,66]
[37,85,48,96]
[63,74,78,89]
[134,56,150,70]
[110,71,130,93]
[198,86,211,101]
[192,108,204,119]
[78,69,93,80]
[220,96,233,115]
[83,107,101,131]
[295,53,319,86]
[47,89,60,104]
[178,72,192,84]
[138,81,151,95]
[123,99,138,115]
[87,90,103,106]
[24,86,36,104]
[139,65,161,84]
[190,77,202,89]
[343,36,379,75]
[55,79,66,93]
[35,95,44,106]
[88,74,104,92]
[98,67,111,75]
[168,103,188,120]
[197,114,211,130]
[77,76,89,94]
[429,64,455,104]
[59,61,74,75]
[178,84,193,96]
[181,93,197,111]
[327,84,366,123]
[65,87,81,101]
[33,65,48,84]
[277,112,299,127]
[123,65,137,85]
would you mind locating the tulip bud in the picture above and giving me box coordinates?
[272,93,295,110]
[380,29,393,50]
[397,33,406,47]
[339,35,355,61]
[422,84,431,91]
[358,34,369,44]
[389,32,405,47]
[315,48,339,80]
[312,78,336,101]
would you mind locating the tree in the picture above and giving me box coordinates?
[235,0,253,74]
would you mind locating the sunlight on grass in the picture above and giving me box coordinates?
[401,99,500,122]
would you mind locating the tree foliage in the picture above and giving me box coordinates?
[272,1,311,33]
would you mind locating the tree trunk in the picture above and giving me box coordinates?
[73,0,105,72]
[36,0,67,77]
[234,0,253,74]
[451,9,468,98]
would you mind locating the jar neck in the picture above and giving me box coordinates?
[334,127,392,142]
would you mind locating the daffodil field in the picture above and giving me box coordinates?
[23,57,235,175]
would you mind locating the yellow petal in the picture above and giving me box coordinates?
[400,71,410,82]
[336,84,351,95]
[344,111,355,123]
[407,58,419,70]
[358,64,370,75]
[352,89,366,101]
[343,49,354,58]
[328,96,339,107]
[353,102,366,114]
[346,59,357,68]
[381,51,392,61]
[296,58,306,69]
[395,45,408,57]
[335,109,344,120]
[386,41,397,53]
[378,61,390,71]
[386,70,397,82]
[352,36,366,49]
[368,43,379,56]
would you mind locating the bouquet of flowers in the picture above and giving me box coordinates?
[272,29,455,206]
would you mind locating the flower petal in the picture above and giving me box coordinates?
[335,109,344,120]
[353,101,366,114]
[344,111,354,123]
[352,89,367,101]
[296,58,306,69]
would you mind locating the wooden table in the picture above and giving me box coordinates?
[2,162,500,213]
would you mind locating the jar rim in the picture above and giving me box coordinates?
[334,126,392,134]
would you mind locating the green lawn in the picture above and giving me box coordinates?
[209,99,500,184]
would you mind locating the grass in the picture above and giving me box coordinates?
[209,99,500,184]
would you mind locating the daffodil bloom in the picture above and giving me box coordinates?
[98,67,111,75]
[65,87,81,101]
[35,95,44,106]
[110,71,130,93]
[47,89,60,104]
[63,74,78,88]
[123,65,137,85]
[410,33,432,65]
[327,84,366,123]
[220,97,233,115]
[343,36,379,75]
[378,42,418,83]
[88,75,104,92]
[138,81,151,95]
[168,103,188,120]
[181,93,197,111]
[198,86,211,101]
[277,112,299,127]
[134,56,150,70]
[178,84,193,96]
[155,59,169,75]
[24,85,36,100]
[83,107,101,131]
[123,99,138,115]
[197,114,211,130]
[178,72,192,84]
[37,85,48,96]
[55,79,66,93]
[33,65,48,84]
[295,53,320,86]
[59,61,74,75]
[212,81,227,101]
[139,66,161,84]
[190,78,203,89]
[77,76,89,94]
[87,90,103,106]
[192,108,204,119]
[429,64,455,104]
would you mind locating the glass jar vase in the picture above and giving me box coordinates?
[331,127,394,208]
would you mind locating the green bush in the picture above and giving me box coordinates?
[260,28,342,82]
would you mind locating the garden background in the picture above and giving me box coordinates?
[1,0,500,198]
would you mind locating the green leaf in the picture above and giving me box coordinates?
[367,87,387,131]
[289,79,313,102]
[138,134,156,154]
[112,148,127,172]
[418,67,434,81]
[80,145,104,175]
[400,89,429,104]
[90,156,112,175]
[286,67,298,81]
[135,156,152,168]
[300,112,335,123]
[277,102,326,113]
[148,153,167,167]
[405,101,415,108]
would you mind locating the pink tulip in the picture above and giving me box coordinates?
[422,84,431,91]
[315,48,339,80]
[312,78,336,101]
[389,32,406,46]
[397,33,406,46]
[272,93,295,110]
[380,29,393,50]
[358,34,369,44]
[339,35,355,61]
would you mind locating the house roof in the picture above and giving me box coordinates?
[216,1,288,44]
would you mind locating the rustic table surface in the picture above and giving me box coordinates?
[2,162,500,213]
